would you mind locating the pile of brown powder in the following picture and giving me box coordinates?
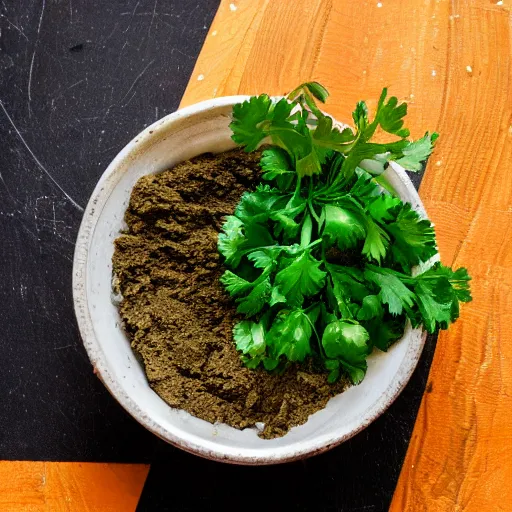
[112,149,347,439]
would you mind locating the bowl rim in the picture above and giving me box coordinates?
[72,95,429,465]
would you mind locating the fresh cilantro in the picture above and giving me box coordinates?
[274,251,326,307]
[365,88,410,139]
[323,204,366,249]
[322,321,371,384]
[260,147,295,190]
[395,132,439,171]
[362,218,390,263]
[236,277,272,317]
[386,203,437,271]
[356,295,383,321]
[267,309,314,361]
[218,215,275,268]
[364,314,405,351]
[230,94,273,151]
[364,265,416,315]
[219,83,471,385]
[234,321,266,359]
[219,270,253,296]
[218,216,246,267]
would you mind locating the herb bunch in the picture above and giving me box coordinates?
[218,82,471,384]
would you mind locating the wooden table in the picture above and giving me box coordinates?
[2,0,511,510]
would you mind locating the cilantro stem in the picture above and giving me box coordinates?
[300,214,313,247]
[291,175,302,202]
[304,238,322,251]
[301,308,322,346]
[307,178,322,224]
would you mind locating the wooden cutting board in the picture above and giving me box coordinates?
[181,0,512,510]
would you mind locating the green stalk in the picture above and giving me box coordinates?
[300,213,313,247]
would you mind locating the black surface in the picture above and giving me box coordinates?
[0,2,435,511]
[0,0,219,461]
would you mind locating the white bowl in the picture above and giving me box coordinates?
[73,96,432,465]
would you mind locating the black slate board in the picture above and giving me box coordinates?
[0,1,435,510]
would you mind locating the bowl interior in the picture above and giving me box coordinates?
[73,97,429,464]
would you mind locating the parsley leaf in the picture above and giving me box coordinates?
[313,115,355,150]
[395,132,439,171]
[247,247,282,269]
[364,314,405,351]
[356,295,383,321]
[260,147,295,189]
[323,204,366,249]
[219,270,253,296]
[352,101,369,132]
[386,203,437,271]
[234,320,267,359]
[218,216,246,267]
[322,321,371,384]
[362,218,390,263]
[366,88,410,139]
[364,265,416,315]
[235,185,284,224]
[414,263,472,332]
[236,277,272,317]
[230,94,273,151]
[367,194,402,223]
[275,251,327,307]
[218,215,275,267]
[268,309,313,361]
[327,265,370,302]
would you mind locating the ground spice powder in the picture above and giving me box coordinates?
[113,149,347,439]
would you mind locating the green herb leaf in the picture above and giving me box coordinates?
[362,218,390,263]
[327,265,370,302]
[235,185,284,224]
[269,286,287,306]
[260,147,295,189]
[313,115,355,149]
[364,315,405,351]
[275,251,327,307]
[287,81,330,103]
[364,265,416,315]
[325,359,341,383]
[221,84,471,385]
[219,270,253,296]
[352,101,369,132]
[236,277,272,317]
[322,321,370,384]
[218,215,275,267]
[304,81,330,103]
[268,309,313,361]
[367,88,410,139]
[386,203,437,271]
[247,247,282,269]
[233,320,267,358]
[395,132,439,172]
[230,94,273,151]
[323,204,366,249]
[356,295,383,321]
[218,216,246,267]
[414,263,472,332]
[367,194,402,223]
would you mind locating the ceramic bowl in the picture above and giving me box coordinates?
[73,96,432,465]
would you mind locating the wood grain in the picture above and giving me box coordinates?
[0,462,149,512]
[181,0,512,510]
